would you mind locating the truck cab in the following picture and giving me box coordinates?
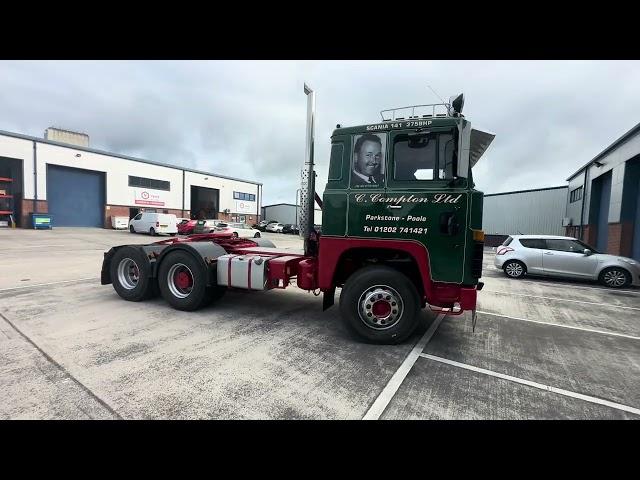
[315,98,495,342]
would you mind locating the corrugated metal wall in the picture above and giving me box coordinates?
[482,187,568,236]
[262,204,322,226]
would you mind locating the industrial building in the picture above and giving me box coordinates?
[565,121,640,260]
[262,203,323,227]
[482,186,568,246]
[0,128,262,229]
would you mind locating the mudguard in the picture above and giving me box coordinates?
[155,242,229,287]
[100,243,169,285]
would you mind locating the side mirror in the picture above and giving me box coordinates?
[583,249,592,256]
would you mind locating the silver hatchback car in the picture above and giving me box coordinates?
[493,235,640,288]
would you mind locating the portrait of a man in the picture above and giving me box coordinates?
[351,133,385,187]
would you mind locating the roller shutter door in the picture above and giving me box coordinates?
[47,165,105,227]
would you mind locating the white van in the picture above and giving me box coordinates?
[129,212,178,236]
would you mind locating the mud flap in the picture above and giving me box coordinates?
[471,309,477,332]
[322,287,335,311]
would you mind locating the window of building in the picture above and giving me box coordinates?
[129,176,170,191]
[233,191,256,201]
[570,186,583,203]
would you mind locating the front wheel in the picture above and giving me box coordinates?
[232,232,238,238]
[129,225,135,233]
[599,267,631,288]
[339,265,420,344]
[254,231,261,238]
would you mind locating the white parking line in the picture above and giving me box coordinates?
[482,290,640,311]
[418,353,640,417]
[477,310,640,341]
[362,313,446,420]
[484,275,640,295]
[0,277,99,292]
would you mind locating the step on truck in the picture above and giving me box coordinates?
[101,85,495,344]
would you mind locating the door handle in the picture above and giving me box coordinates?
[387,205,402,209]
[544,252,554,255]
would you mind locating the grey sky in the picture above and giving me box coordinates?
[1,60,639,205]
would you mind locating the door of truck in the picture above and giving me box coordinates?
[385,127,468,284]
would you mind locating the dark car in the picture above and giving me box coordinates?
[282,224,299,234]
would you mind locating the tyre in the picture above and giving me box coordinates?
[232,232,238,238]
[110,247,156,301]
[158,250,225,311]
[503,260,526,279]
[599,267,631,288]
[129,225,135,233]
[150,227,156,236]
[339,265,421,344]
[254,231,261,238]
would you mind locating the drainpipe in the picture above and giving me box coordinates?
[578,165,589,240]
[33,141,38,214]
[182,170,185,217]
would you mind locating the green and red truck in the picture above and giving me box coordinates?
[101,85,495,344]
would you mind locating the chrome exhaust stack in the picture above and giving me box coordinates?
[299,83,316,255]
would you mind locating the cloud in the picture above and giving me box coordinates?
[0,60,639,204]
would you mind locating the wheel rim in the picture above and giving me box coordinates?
[604,269,626,287]
[117,258,140,290]
[506,262,523,277]
[167,263,194,298]
[358,285,403,330]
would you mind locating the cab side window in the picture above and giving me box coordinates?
[133,214,142,221]
[393,133,437,180]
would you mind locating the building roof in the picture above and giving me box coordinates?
[263,203,321,210]
[0,128,262,186]
[484,185,567,197]
[566,121,640,181]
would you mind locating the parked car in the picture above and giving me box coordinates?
[193,219,226,234]
[266,222,285,233]
[216,222,261,238]
[282,224,299,234]
[177,219,197,235]
[257,220,278,232]
[129,213,178,236]
[494,235,640,288]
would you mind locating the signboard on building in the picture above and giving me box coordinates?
[235,200,255,214]
[134,189,166,207]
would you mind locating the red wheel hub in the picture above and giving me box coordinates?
[175,271,193,289]
[371,300,392,318]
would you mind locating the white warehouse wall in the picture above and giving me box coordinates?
[184,171,259,215]
[0,131,261,217]
[36,143,184,208]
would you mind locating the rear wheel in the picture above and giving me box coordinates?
[503,260,526,279]
[110,247,155,301]
[232,232,238,238]
[150,227,156,236]
[599,267,631,288]
[254,231,261,238]
[158,250,225,311]
[339,265,420,344]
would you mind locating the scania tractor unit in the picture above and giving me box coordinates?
[101,85,495,344]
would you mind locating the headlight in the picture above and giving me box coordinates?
[620,258,637,265]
